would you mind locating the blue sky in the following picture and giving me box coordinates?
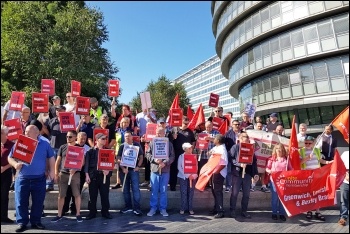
[86,1,216,104]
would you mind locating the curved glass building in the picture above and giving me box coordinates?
[212,1,349,131]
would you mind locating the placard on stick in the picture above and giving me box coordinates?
[58,112,76,133]
[208,93,219,108]
[120,145,140,168]
[237,142,255,164]
[152,137,169,160]
[195,133,209,150]
[183,154,198,174]
[64,145,85,170]
[97,149,115,171]
[76,96,90,115]
[145,123,157,141]
[41,79,55,95]
[71,80,81,97]
[140,91,152,111]
[32,93,49,113]
[93,128,109,147]
[108,80,120,97]
[12,135,38,164]
[9,91,26,111]
[4,118,22,141]
[169,108,183,127]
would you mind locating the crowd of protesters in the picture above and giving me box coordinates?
[1,94,348,232]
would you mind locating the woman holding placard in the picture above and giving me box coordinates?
[177,142,198,215]
[265,143,292,221]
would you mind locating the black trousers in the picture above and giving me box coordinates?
[141,142,150,181]
[1,168,12,219]
[63,171,85,213]
[88,173,110,216]
[210,173,225,213]
[169,155,179,190]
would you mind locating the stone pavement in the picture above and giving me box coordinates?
[1,208,348,233]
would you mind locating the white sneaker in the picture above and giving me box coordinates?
[160,209,169,217]
[147,209,156,217]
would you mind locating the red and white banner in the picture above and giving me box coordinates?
[108,80,120,97]
[93,128,109,147]
[75,96,90,115]
[12,135,38,164]
[145,123,157,141]
[195,133,209,150]
[64,145,85,170]
[237,142,254,164]
[71,80,81,97]
[195,153,222,191]
[41,79,55,95]
[58,112,76,133]
[208,93,219,108]
[184,154,198,174]
[169,108,183,127]
[4,118,22,141]
[9,91,26,111]
[32,92,49,113]
[97,149,115,171]
[270,162,345,217]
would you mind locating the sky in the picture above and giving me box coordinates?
[86,1,216,104]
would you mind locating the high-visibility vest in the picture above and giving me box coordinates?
[90,106,103,124]
[299,147,321,169]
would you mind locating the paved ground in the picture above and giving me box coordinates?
[1,208,348,233]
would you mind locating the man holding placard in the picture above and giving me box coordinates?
[8,125,55,232]
[145,127,175,217]
[228,132,259,219]
[51,130,84,223]
[117,131,144,216]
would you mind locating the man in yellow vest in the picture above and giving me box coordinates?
[89,97,107,126]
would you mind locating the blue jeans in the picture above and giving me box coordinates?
[270,181,285,215]
[150,172,170,211]
[46,148,58,189]
[120,170,141,210]
[340,182,349,220]
[15,175,46,226]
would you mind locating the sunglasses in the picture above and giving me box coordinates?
[304,142,313,145]
[233,124,240,126]
[214,110,222,113]
[100,137,107,140]
[66,135,75,138]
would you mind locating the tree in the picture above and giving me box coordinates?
[128,75,191,118]
[1,1,119,111]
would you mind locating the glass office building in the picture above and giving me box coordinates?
[212,1,349,130]
[173,55,240,119]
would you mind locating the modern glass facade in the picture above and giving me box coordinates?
[173,56,240,119]
[212,1,349,128]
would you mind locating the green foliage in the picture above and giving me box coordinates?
[1,1,119,110]
[129,75,191,118]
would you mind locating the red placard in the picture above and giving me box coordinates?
[32,93,49,113]
[11,135,38,164]
[41,79,55,95]
[93,128,109,147]
[237,142,255,164]
[58,112,76,133]
[4,118,22,141]
[76,96,90,115]
[212,117,224,131]
[132,136,140,143]
[9,91,26,111]
[169,108,183,127]
[97,149,115,171]
[224,114,232,125]
[71,80,81,97]
[108,80,120,97]
[195,133,209,150]
[145,123,157,141]
[208,93,219,108]
[183,154,198,174]
[64,145,85,170]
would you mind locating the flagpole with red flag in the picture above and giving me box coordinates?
[188,103,205,131]
[326,149,347,199]
[288,115,301,170]
[217,118,228,135]
[331,106,349,144]
[187,105,194,121]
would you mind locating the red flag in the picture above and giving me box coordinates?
[188,103,205,131]
[326,149,347,199]
[217,118,228,135]
[187,105,194,121]
[170,93,180,109]
[289,115,301,170]
[331,106,349,144]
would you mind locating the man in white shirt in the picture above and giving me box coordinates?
[2,100,28,124]
[63,92,80,127]
[338,151,349,226]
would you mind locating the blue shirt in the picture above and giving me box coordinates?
[9,137,55,178]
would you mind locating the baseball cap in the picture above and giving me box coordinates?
[270,113,278,117]
[305,136,315,141]
[95,133,107,140]
[157,117,165,124]
[90,97,98,104]
[182,142,192,151]
[55,105,66,110]
[52,95,60,100]
[29,120,43,132]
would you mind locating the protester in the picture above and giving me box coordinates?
[111,103,136,132]
[266,113,280,132]
[2,100,28,124]
[297,123,308,146]
[207,106,228,123]
[316,125,337,164]
[117,131,144,216]
[84,133,113,220]
[8,125,55,232]
[95,113,116,149]
[1,125,15,223]
[275,124,285,137]
[208,134,228,218]
[240,112,253,131]
[76,114,94,147]
[20,107,33,133]
[265,143,292,221]
[178,142,198,215]
[145,127,175,217]
[338,150,349,226]
[89,97,107,126]
[51,130,84,223]
[229,132,259,219]
[299,136,332,221]
[254,116,266,131]
[49,96,61,119]
[63,92,80,127]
